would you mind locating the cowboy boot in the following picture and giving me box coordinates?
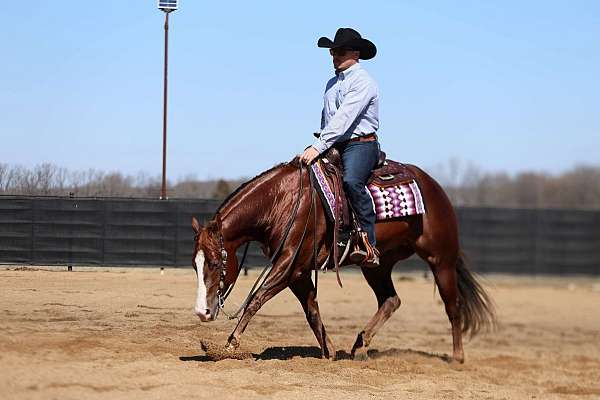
[361,246,380,268]
[348,231,366,264]
[348,231,379,267]
[358,231,380,268]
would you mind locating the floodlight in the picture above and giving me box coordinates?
[158,0,178,12]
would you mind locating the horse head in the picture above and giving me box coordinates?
[191,215,233,322]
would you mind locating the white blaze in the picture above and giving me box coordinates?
[194,250,208,315]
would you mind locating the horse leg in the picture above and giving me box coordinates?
[351,260,401,360]
[289,275,336,359]
[225,279,288,350]
[427,257,464,363]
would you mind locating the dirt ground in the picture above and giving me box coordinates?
[0,266,599,400]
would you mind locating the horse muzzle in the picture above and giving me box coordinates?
[194,307,215,322]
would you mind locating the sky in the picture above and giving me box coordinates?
[1,1,599,180]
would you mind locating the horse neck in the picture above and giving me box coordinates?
[218,164,297,250]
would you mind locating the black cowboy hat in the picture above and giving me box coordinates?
[317,28,377,60]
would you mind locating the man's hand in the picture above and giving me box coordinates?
[299,146,320,165]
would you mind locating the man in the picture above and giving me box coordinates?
[299,28,380,267]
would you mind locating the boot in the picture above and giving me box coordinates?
[361,247,380,268]
[348,232,379,267]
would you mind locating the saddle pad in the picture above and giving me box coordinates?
[311,162,426,222]
[367,181,426,220]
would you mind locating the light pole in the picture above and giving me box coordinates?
[158,0,178,199]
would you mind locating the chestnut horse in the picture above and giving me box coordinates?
[191,158,495,363]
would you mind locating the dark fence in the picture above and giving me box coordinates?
[456,207,600,275]
[0,197,217,267]
[0,196,598,275]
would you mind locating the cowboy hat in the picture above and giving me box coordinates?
[317,28,377,60]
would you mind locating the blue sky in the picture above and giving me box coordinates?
[2,1,599,180]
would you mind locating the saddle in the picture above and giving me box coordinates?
[315,147,417,229]
[311,147,418,273]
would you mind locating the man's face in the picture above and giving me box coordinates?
[330,47,360,71]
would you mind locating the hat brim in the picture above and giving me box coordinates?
[317,37,335,48]
[317,36,377,60]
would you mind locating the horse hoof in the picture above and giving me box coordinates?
[225,342,237,351]
[451,350,465,364]
[450,356,465,364]
[226,336,240,350]
[324,350,337,361]
[352,346,369,361]
[351,331,369,361]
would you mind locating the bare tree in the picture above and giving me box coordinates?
[33,163,57,195]
[514,172,545,208]
[212,179,232,200]
[0,163,8,192]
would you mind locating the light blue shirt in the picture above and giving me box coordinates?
[312,62,379,154]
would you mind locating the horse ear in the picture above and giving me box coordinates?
[191,216,203,234]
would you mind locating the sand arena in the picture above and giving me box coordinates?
[0,267,599,399]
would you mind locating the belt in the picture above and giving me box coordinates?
[348,133,377,143]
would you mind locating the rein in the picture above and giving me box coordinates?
[216,161,314,320]
[310,168,318,297]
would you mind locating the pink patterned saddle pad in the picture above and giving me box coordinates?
[311,162,426,222]
[367,181,426,220]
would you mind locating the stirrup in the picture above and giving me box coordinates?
[348,248,368,265]
[348,232,378,267]
[361,248,380,268]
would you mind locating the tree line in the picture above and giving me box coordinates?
[1,161,599,209]
[429,159,600,209]
[0,163,242,200]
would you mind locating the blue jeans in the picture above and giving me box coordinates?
[336,140,379,246]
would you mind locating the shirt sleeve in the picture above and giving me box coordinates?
[312,77,376,153]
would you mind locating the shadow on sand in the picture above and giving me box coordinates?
[180,346,451,363]
[179,346,348,362]
[179,354,214,362]
[367,348,452,363]
[255,346,354,361]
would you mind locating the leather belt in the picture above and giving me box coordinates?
[348,133,377,143]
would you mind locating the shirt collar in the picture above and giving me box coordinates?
[336,62,361,78]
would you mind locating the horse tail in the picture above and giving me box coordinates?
[456,250,497,338]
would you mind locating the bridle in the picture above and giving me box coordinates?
[193,229,250,319]
[215,233,250,317]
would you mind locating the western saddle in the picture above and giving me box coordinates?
[314,147,416,271]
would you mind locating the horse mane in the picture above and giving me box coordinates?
[216,157,300,214]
